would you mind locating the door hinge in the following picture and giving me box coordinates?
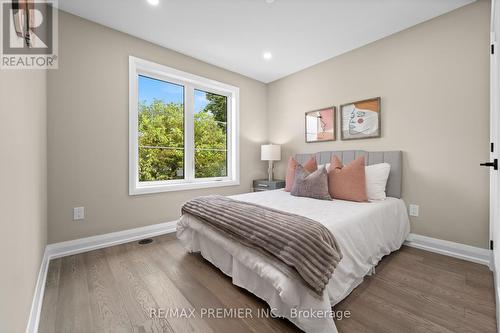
[491,142,494,153]
[491,240,494,250]
[492,44,495,54]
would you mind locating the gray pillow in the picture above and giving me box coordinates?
[291,165,332,200]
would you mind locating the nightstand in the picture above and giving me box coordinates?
[253,179,286,192]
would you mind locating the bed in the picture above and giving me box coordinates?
[177,150,410,333]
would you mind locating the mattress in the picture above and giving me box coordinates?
[177,189,410,333]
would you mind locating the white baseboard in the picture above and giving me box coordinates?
[25,248,49,333]
[26,220,177,333]
[46,220,178,259]
[405,233,492,268]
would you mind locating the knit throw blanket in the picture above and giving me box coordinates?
[181,195,343,298]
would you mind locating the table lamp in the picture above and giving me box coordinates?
[261,144,281,181]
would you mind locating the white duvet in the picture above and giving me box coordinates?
[177,189,410,333]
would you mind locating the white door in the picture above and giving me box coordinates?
[489,0,500,330]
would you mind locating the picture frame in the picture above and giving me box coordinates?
[305,106,336,143]
[340,97,381,140]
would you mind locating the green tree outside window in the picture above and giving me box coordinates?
[139,92,227,181]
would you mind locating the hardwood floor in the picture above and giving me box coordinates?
[39,234,496,333]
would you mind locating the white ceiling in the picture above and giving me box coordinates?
[58,0,475,83]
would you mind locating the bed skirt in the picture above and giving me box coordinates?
[178,214,342,333]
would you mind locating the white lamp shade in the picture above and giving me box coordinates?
[261,144,281,161]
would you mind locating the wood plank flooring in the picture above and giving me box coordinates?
[39,234,496,333]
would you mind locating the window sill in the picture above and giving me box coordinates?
[129,179,240,195]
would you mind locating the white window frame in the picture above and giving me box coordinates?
[129,56,240,195]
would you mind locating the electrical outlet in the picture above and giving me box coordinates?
[73,207,85,221]
[409,204,419,217]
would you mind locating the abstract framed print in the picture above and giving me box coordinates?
[305,106,336,143]
[340,97,381,140]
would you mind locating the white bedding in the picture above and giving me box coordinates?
[177,189,410,333]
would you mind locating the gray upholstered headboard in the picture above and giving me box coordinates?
[295,150,402,199]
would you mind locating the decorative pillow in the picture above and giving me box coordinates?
[291,165,331,200]
[328,155,368,202]
[285,156,317,191]
[365,163,391,201]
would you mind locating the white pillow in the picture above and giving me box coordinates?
[365,163,391,201]
[318,163,331,170]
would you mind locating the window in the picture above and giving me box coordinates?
[129,56,239,194]
[194,89,228,178]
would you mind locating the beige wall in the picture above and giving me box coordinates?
[0,70,47,332]
[267,0,490,248]
[49,2,490,248]
[47,12,268,243]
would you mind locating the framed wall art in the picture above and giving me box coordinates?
[305,106,336,143]
[340,97,381,140]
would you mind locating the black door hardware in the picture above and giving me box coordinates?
[480,159,498,170]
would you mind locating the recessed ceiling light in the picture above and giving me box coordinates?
[262,52,272,60]
[266,0,275,3]
[147,0,159,6]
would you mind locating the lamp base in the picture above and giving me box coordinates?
[268,160,274,181]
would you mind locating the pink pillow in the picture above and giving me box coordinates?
[285,156,317,192]
[328,155,368,202]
